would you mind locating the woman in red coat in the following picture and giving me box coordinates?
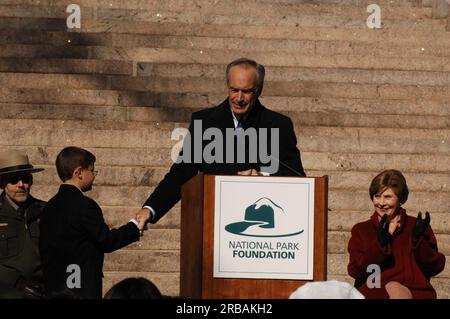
[347,170,445,298]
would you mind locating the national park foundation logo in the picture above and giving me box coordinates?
[225,197,304,238]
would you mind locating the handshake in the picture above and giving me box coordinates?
[135,208,152,235]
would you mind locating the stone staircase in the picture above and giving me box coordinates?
[0,0,448,298]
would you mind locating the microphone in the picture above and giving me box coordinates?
[261,154,306,177]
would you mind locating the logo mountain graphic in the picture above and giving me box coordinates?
[225,197,304,237]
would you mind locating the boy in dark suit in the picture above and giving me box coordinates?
[39,147,149,299]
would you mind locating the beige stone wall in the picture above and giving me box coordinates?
[0,0,448,298]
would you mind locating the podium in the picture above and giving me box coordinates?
[180,174,328,299]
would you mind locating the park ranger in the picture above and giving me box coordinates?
[0,150,45,298]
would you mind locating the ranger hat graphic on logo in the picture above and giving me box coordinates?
[225,197,304,238]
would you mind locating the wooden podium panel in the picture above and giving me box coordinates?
[180,174,328,299]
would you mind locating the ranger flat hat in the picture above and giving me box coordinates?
[0,150,44,178]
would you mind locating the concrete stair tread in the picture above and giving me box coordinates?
[3,146,448,173]
[2,0,426,10]
[2,58,450,87]
[1,88,449,115]
[3,30,450,59]
[1,17,449,44]
[1,109,448,133]
[0,57,133,75]
[1,74,450,101]
[0,118,447,141]
[3,44,450,72]
[1,93,449,116]
[0,1,433,22]
[0,125,447,154]
[136,63,450,85]
[2,57,450,85]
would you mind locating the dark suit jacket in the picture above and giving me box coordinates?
[144,99,305,223]
[39,184,140,299]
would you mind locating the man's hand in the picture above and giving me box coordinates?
[376,214,393,251]
[135,208,151,233]
[412,211,430,246]
[238,169,261,176]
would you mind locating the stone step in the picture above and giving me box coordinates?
[80,20,450,44]
[137,63,450,86]
[103,250,180,272]
[0,72,109,90]
[31,165,450,193]
[430,278,449,299]
[3,30,450,59]
[6,92,447,118]
[1,0,424,10]
[1,17,449,45]
[128,229,180,251]
[1,73,449,101]
[0,4,95,20]
[0,4,439,31]
[4,54,449,89]
[304,152,450,173]
[102,271,179,297]
[30,185,450,213]
[112,106,450,130]
[110,76,450,100]
[4,145,450,173]
[0,58,133,75]
[94,7,436,28]
[0,1,432,22]
[2,43,450,72]
[0,17,65,31]
[262,0,420,6]
[1,104,448,129]
[0,44,89,59]
[0,123,448,154]
[0,103,128,121]
[300,126,449,155]
[0,88,122,105]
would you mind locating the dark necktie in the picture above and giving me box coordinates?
[235,119,244,135]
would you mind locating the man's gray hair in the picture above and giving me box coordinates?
[226,58,265,97]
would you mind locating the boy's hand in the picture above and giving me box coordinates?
[136,208,151,233]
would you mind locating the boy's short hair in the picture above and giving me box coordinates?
[56,147,96,182]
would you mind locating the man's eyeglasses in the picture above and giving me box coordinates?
[7,174,33,185]
[88,169,98,177]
